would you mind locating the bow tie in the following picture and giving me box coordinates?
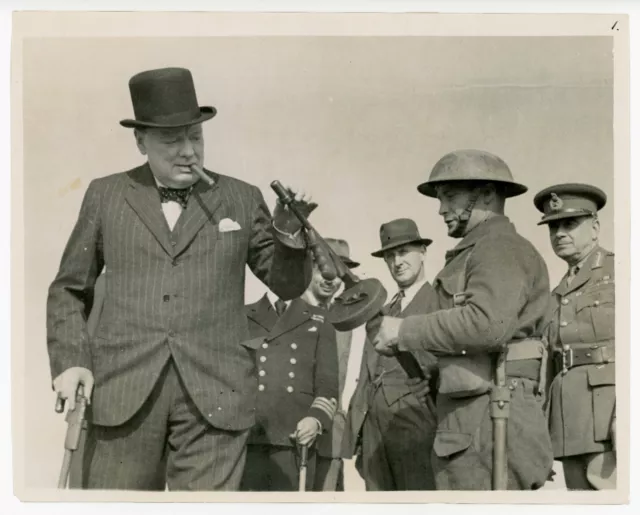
[158,186,193,209]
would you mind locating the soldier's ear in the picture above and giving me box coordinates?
[591,217,601,240]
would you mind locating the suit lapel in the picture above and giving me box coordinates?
[266,298,314,342]
[125,164,174,256]
[172,168,223,256]
[246,294,278,332]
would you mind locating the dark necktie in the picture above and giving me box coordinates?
[158,186,193,209]
[274,298,288,317]
[566,265,580,286]
[387,290,405,317]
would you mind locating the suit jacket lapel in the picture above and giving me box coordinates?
[247,294,279,332]
[125,164,174,256]
[172,168,223,256]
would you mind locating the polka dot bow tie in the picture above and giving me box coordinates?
[158,186,193,209]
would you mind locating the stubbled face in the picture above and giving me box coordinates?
[135,124,204,188]
[383,242,425,288]
[307,263,343,304]
[548,216,599,263]
[434,183,479,238]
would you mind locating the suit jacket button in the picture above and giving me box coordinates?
[289,372,295,378]
[258,384,265,392]
[163,294,170,302]
[291,343,297,350]
[290,358,297,365]
[171,259,178,267]
[561,298,569,305]
[287,386,294,393]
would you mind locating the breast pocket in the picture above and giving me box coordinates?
[575,286,615,342]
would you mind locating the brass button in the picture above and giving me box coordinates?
[289,372,295,378]
[259,370,266,377]
[594,300,600,307]
[290,358,297,365]
[461,350,467,355]
[262,342,269,349]
[560,321,568,327]
[258,384,265,392]
[291,343,298,350]
[260,356,267,363]
[286,386,294,393]
[561,298,569,305]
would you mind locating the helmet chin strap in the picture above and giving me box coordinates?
[451,188,481,237]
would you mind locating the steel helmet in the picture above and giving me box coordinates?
[417,149,528,198]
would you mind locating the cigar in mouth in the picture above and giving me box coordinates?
[190,164,215,186]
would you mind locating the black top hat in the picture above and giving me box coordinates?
[371,218,433,258]
[533,183,607,226]
[120,67,216,129]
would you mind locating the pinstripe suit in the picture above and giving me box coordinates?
[47,163,311,490]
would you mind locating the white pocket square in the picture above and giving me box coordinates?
[219,218,242,232]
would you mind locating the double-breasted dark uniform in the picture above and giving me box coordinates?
[240,295,339,491]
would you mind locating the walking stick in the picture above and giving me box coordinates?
[55,385,88,489]
[298,444,309,492]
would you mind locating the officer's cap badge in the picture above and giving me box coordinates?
[549,192,563,212]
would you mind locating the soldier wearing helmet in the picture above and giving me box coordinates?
[368,149,554,490]
[535,184,616,490]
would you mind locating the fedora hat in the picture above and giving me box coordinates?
[120,67,216,129]
[371,218,432,258]
[325,238,360,269]
[533,183,607,226]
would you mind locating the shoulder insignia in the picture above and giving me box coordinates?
[592,251,604,269]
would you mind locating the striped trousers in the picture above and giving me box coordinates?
[71,358,249,491]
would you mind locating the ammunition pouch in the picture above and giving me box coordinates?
[438,339,548,399]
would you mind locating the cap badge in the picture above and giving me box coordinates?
[549,193,564,212]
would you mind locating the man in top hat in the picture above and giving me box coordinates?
[534,183,616,490]
[46,67,315,491]
[342,218,439,491]
[239,239,355,491]
[368,150,554,490]
[312,239,361,491]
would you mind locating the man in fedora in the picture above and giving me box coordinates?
[534,184,616,490]
[342,218,439,491]
[368,150,554,490]
[239,239,357,491]
[46,67,315,491]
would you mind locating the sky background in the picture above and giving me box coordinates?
[20,35,613,489]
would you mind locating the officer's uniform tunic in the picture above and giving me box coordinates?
[545,247,616,489]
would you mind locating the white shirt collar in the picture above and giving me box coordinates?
[266,290,290,310]
[398,277,428,308]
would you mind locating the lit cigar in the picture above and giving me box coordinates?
[190,164,215,186]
